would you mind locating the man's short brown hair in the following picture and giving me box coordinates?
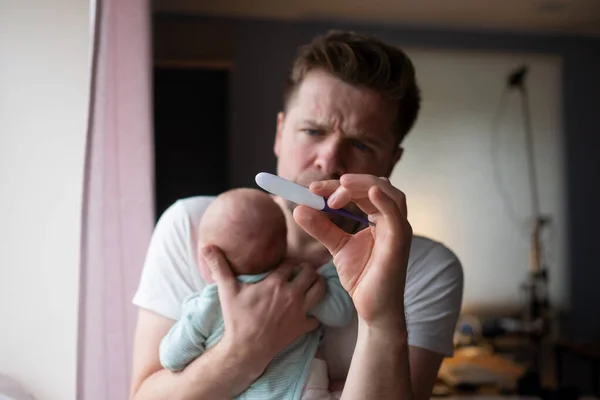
[284,30,421,146]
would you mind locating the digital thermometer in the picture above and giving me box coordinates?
[255,172,373,226]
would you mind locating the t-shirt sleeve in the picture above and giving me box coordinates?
[404,243,464,357]
[132,200,201,321]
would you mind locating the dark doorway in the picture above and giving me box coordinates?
[153,67,230,221]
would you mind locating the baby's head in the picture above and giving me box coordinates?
[198,188,287,276]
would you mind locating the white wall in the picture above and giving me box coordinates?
[0,0,90,399]
[392,49,565,314]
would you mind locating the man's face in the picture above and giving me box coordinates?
[273,69,404,230]
[274,68,403,195]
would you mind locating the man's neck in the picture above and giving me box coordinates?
[274,196,332,267]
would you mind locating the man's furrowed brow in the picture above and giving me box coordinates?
[298,119,333,129]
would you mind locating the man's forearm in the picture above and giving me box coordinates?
[341,318,412,400]
[133,341,266,400]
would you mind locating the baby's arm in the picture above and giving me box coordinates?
[307,263,354,327]
[158,289,219,372]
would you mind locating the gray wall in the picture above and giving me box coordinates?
[154,14,600,344]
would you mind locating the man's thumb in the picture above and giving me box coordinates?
[293,206,350,257]
[199,245,237,294]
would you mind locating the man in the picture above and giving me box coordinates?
[130,30,463,399]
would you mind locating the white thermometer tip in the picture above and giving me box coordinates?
[255,172,325,210]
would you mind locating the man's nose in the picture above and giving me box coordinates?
[314,136,346,179]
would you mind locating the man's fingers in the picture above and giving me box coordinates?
[311,179,372,213]
[291,264,318,292]
[341,174,407,217]
[368,186,402,230]
[352,197,379,216]
[293,206,351,257]
[312,180,376,217]
[309,180,341,197]
[326,186,353,210]
[303,276,326,312]
[310,175,406,218]
[199,245,239,297]
[266,260,295,283]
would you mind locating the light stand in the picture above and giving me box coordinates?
[507,65,552,389]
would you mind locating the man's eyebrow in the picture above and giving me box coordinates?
[298,119,330,127]
[298,119,387,147]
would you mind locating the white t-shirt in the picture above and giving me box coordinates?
[132,196,464,380]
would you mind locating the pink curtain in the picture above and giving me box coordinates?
[77,0,154,399]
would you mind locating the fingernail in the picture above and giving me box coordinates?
[311,182,323,190]
[328,193,337,205]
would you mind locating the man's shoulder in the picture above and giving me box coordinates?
[405,235,464,357]
[407,235,463,282]
[133,195,218,320]
[158,195,217,229]
[172,195,217,219]
[409,235,459,262]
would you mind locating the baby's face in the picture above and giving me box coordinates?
[198,189,288,277]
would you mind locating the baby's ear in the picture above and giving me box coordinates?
[197,253,215,284]
[197,237,215,283]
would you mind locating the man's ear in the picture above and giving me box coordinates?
[274,111,285,157]
[386,146,403,176]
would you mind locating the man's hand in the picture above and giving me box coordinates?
[294,174,416,400]
[130,253,326,400]
[293,174,412,330]
[200,245,326,370]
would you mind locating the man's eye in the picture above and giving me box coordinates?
[304,129,322,136]
[352,140,370,152]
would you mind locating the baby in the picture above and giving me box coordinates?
[159,188,354,400]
